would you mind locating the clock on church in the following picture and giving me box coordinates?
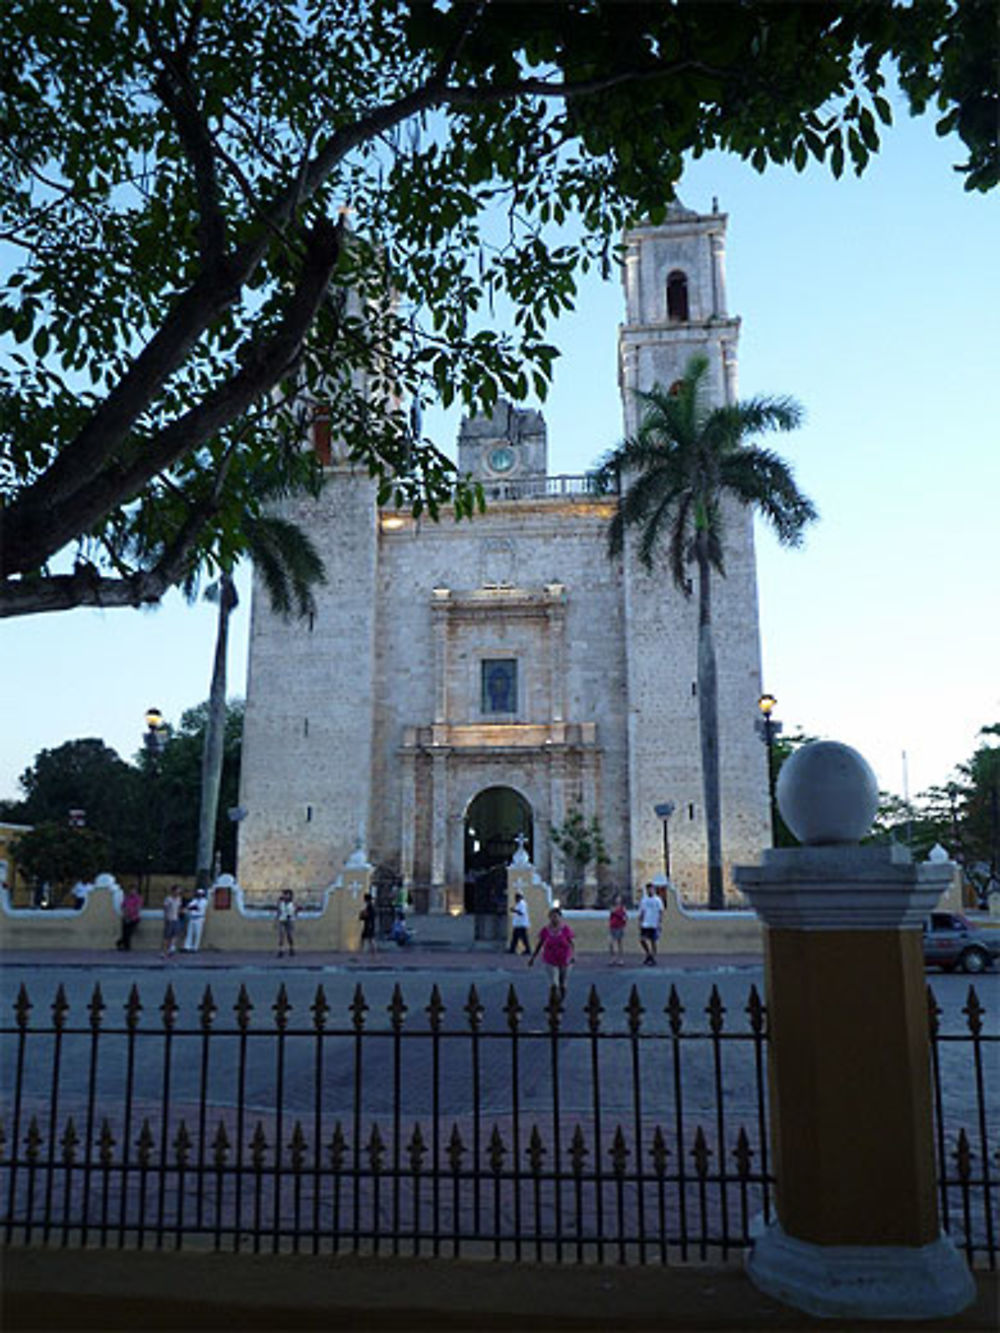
[488,444,515,473]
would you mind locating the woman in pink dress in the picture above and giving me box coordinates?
[529,907,575,999]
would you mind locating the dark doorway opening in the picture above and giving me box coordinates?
[464,787,533,933]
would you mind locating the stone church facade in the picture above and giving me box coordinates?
[237,201,770,906]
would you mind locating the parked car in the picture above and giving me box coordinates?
[923,912,1000,974]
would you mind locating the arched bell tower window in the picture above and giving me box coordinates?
[666,270,689,322]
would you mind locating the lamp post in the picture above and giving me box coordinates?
[653,801,675,882]
[756,693,782,846]
[143,708,169,892]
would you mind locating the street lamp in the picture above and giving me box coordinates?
[653,802,676,881]
[756,693,782,846]
[142,708,169,893]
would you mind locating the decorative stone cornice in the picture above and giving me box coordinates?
[734,844,955,931]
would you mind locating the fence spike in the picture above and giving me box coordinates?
[14,983,32,1030]
[665,984,685,1034]
[545,985,564,1033]
[311,984,330,1031]
[584,985,604,1034]
[125,983,142,1031]
[488,1124,507,1174]
[87,983,106,1031]
[250,1122,269,1169]
[51,983,70,1030]
[502,984,522,1033]
[367,1123,386,1174]
[465,984,485,1032]
[733,1127,754,1178]
[198,985,217,1031]
[234,984,254,1031]
[328,1122,346,1171]
[569,1125,588,1175]
[650,1125,670,1177]
[25,1117,43,1163]
[447,1123,466,1173]
[350,984,369,1032]
[954,1129,973,1182]
[609,1126,629,1177]
[289,1122,307,1172]
[426,984,445,1032]
[98,1119,116,1166]
[691,1126,711,1178]
[624,984,644,1035]
[60,1117,79,1164]
[527,1125,546,1174]
[706,984,726,1034]
[173,1121,192,1166]
[159,983,179,1031]
[408,1123,427,1174]
[963,986,984,1037]
[212,1121,231,1166]
[387,983,408,1032]
[746,984,765,1035]
[273,983,292,1032]
[136,1120,155,1166]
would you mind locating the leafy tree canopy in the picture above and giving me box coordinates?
[2,0,995,618]
[11,823,110,900]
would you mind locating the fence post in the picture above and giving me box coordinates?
[734,741,974,1320]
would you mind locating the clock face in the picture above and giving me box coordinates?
[488,444,515,474]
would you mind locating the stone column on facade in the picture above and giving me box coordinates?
[399,742,417,890]
[581,745,599,903]
[546,584,566,724]
[734,741,974,1322]
[429,748,450,913]
[548,747,567,891]
[710,229,728,318]
[431,588,450,725]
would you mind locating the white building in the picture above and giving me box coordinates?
[237,201,770,910]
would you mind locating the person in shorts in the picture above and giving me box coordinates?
[276,889,297,958]
[529,907,575,1000]
[608,894,628,965]
[161,884,183,959]
[637,882,664,966]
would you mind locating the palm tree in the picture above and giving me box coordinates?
[193,509,326,887]
[600,354,817,909]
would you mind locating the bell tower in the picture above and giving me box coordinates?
[618,199,770,897]
[619,198,740,433]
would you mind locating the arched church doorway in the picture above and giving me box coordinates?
[464,787,533,919]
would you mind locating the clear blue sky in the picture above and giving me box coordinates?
[3,105,997,806]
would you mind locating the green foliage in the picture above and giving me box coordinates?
[1,1,994,617]
[550,804,610,884]
[11,823,110,901]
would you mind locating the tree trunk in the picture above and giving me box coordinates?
[695,539,725,909]
[196,573,238,886]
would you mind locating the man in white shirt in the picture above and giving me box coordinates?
[183,887,209,952]
[508,891,531,955]
[637,882,665,966]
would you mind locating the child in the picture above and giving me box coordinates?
[608,894,627,966]
[529,907,575,1000]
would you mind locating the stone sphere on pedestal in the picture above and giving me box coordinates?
[776,741,879,846]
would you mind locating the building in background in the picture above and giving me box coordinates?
[237,201,769,909]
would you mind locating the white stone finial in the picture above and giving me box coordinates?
[926,843,950,864]
[776,741,879,846]
[511,831,531,867]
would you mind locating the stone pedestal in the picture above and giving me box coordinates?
[734,743,974,1321]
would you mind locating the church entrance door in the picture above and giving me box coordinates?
[464,788,533,935]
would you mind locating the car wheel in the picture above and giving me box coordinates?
[960,948,988,975]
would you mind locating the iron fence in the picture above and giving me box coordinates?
[0,977,995,1267]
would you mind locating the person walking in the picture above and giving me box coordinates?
[183,886,209,952]
[637,881,664,966]
[508,890,531,955]
[276,889,297,957]
[529,906,575,1000]
[116,886,143,951]
[161,884,183,959]
[608,893,628,965]
[359,892,377,954]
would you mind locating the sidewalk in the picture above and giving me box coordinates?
[0,945,763,973]
[3,1246,998,1332]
